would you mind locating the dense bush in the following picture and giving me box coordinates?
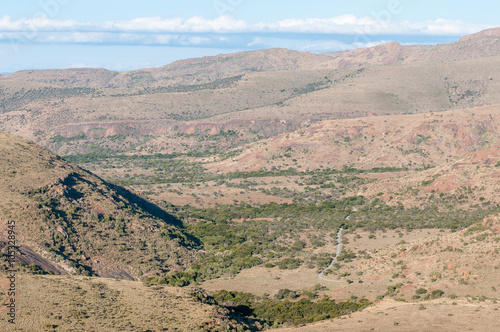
[209,289,371,328]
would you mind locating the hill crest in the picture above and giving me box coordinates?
[460,27,500,42]
[0,28,498,88]
[0,131,197,279]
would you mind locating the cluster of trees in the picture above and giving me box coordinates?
[143,194,497,287]
[182,195,491,231]
[52,132,87,143]
[208,289,371,328]
[66,147,412,187]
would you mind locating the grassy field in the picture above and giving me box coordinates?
[201,226,500,309]
[0,275,219,331]
[277,298,500,332]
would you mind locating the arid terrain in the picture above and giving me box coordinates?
[0,275,225,331]
[0,28,499,331]
[278,298,499,332]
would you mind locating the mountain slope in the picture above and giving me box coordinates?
[0,131,197,279]
[459,27,500,42]
[1,54,498,159]
[206,105,500,173]
[0,68,119,88]
[399,29,500,65]
[1,28,499,90]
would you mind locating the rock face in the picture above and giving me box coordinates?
[0,131,197,279]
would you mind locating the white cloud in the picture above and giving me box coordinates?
[406,19,489,36]
[182,15,248,32]
[182,36,211,45]
[247,37,265,47]
[254,16,492,36]
[0,14,493,36]
[256,15,380,34]
[0,14,494,47]
[99,15,248,33]
[103,17,184,32]
[0,15,84,32]
[57,32,107,43]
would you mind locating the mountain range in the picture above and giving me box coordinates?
[0,27,499,331]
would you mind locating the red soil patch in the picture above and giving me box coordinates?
[424,175,459,193]
[329,289,347,296]
[401,284,416,292]
[364,275,385,282]
[469,144,500,165]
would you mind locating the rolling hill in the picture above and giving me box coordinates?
[0,29,497,161]
[2,27,499,89]
[0,28,499,332]
[0,29,497,213]
[0,131,198,279]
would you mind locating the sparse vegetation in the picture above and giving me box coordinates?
[1,31,500,331]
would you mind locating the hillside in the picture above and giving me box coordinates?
[2,28,499,90]
[0,131,197,279]
[0,275,230,331]
[278,298,499,332]
[207,105,500,173]
[58,105,498,211]
[0,30,497,217]
[0,54,498,160]
[0,29,498,162]
[0,28,499,332]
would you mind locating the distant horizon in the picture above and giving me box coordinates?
[1,0,498,72]
[0,33,465,74]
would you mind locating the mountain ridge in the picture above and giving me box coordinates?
[460,27,500,42]
[1,28,499,89]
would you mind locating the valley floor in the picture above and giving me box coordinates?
[276,298,500,332]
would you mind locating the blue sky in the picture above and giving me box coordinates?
[0,0,498,72]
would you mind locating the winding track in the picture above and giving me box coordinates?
[317,228,500,284]
[318,228,343,282]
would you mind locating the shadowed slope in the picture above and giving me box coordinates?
[0,131,198,279]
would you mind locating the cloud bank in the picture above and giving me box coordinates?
[0,14,493,51]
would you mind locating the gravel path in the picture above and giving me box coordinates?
[318,228,343,282]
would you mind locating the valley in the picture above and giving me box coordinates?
[0,28,499,331]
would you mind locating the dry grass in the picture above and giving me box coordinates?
[0,274,217,331]
[0,132,195,279]
[201,226,500,303]
[277,298,500,332]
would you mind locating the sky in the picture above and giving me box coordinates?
[0,0,498,73]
